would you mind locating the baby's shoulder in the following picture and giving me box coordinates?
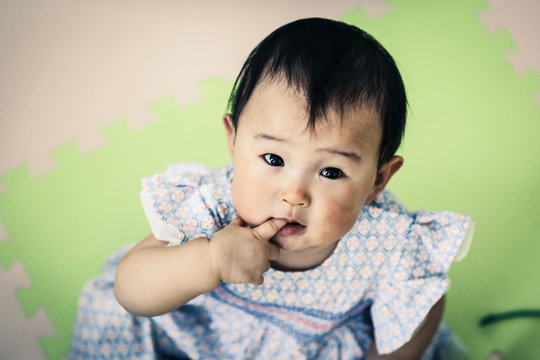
[344,189,472,269]
[140,163,234,244]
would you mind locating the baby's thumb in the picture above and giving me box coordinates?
[253,218,287,241]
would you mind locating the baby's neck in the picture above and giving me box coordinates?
[270,241,339,272]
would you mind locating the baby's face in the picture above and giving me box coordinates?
[225,80,385,270]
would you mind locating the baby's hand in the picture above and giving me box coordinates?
[209,217,287,285]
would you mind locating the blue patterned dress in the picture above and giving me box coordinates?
[69,163,473,359]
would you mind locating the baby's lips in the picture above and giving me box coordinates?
[280,222,306,236]
[274,217,306,227]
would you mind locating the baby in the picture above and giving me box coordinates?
[70,18,473,359]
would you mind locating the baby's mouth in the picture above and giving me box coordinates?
[280,221,306,235]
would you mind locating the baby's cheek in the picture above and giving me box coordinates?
[322,199,359,240]
[231,178,266,226]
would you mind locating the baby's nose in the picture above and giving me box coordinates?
[280,183,310,207]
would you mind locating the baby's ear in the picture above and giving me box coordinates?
[366,156,403,203]
[222,114,236,156]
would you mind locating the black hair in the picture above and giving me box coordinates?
[227,17,407,168]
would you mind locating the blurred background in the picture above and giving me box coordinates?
[1,1,539,358]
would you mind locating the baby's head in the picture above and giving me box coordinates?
[223,18,406,269]
[227,17,406,169]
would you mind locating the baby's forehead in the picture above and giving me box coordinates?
[311,106,383,148]
[254,78,377,122]
[245,80,382,151]
[253,77,381,123]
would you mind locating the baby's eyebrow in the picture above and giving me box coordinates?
[318,148,362,164]
[254,133,286,142]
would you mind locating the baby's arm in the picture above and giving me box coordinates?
[114,234,219,316]
[366,296,445,360]
[114,217,286,317]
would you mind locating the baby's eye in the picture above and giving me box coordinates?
[320,167,344,179]
[263,153,284,167]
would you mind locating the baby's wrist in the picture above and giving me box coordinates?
[204,236,224,285]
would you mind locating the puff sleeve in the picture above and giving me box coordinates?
[139,163,235,246]
[369,198,473,354]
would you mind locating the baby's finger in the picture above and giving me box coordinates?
[268,243,280,261]
[252,218,288,241]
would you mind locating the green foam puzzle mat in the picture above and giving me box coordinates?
[1,1,539,358]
